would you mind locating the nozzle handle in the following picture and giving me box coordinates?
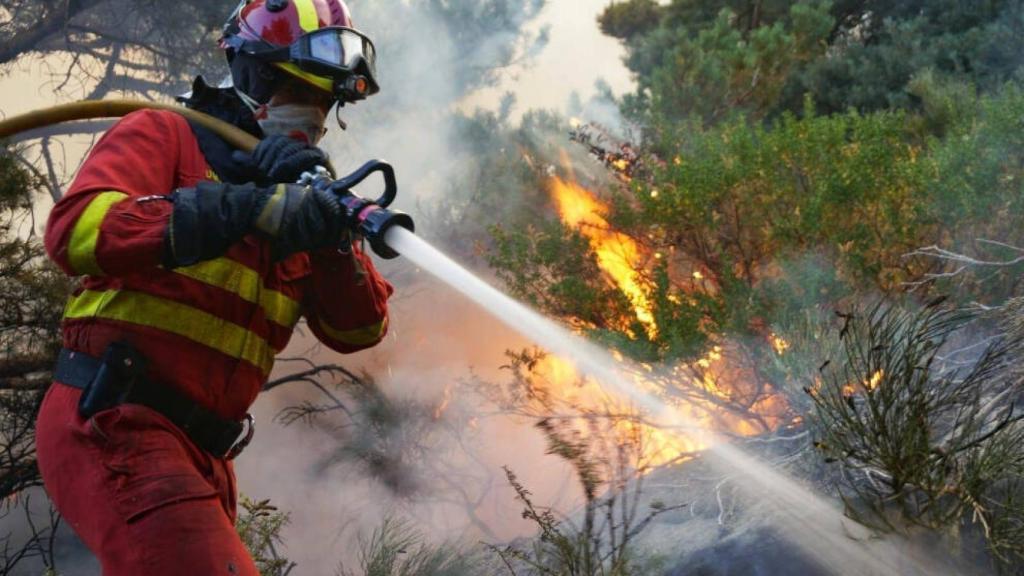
[330,160,397,208]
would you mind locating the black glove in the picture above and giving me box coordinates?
[252,183,344,260]
[231,134,329,183]
[163,181,343,267]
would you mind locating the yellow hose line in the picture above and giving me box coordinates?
[0,99,259,153]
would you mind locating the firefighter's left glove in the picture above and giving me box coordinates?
[231,134,329,184]
[163,181,343,268]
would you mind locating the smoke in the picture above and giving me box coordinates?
[233,1,635,571]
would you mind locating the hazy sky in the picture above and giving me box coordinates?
[464,0,634,116]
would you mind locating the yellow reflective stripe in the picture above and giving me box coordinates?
[255,184,287,233]
[67,191,128,276]
[317,316,387,346]
[173,257,302,328]
[293,0,319,32]
[274,62,333,93]
[65,289,275,374]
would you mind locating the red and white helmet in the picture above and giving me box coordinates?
[221,0,378,106]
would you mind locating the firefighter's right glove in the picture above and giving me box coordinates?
[231,134,329,184]
[163,181,342,268]
[251,182,344,261]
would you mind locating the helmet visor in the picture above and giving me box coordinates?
[295,27,377,92]
[228,26,379,101]
[308,28,375,70]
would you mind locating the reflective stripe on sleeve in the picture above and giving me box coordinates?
[316,316,388,346]
[67,191,128,276]
[173,257,302,328]
[64,289,276,374]
[254,184,287,234]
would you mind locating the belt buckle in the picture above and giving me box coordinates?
[226,414,255,460]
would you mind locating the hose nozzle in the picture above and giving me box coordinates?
[302,160,414,259]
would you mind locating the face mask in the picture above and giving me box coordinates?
[254,102,327,145]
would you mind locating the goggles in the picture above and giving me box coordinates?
[225,26,379,102]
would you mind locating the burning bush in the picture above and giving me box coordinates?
[811,298,1024,569]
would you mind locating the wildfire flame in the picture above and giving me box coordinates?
[535,170,794,470]
[529,355,707,465]
[842,369,884,397]
[770,333,790,355]
[549,175,657,339]
[434,383,453,419]
[526,346,792,469]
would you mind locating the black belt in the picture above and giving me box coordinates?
[54,347,254,459]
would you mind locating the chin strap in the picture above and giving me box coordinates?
[335,102,348,131]
[233,86,265,117]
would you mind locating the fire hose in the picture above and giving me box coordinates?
[0,99,414,259]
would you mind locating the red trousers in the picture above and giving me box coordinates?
[36,383,259,575]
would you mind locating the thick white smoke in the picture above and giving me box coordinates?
[233,0,636,572]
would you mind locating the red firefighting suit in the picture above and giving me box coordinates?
[36,108,393,575]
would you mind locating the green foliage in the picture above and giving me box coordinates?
[603,0,1024,131]
[597,0,662,40]
[790,0,1024,115]
[625,2,834,130]
[0,147,67,387]
[927,85,1024,229]
[339,516,491,576]
[236,496,297,576]
[908,85,1024,306]
[0,147,68,573]
[0,153,36,210]
[489,221,635,332]
[648,102,929,289]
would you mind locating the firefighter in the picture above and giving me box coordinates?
[35,1,389,573]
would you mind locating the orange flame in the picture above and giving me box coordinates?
[434,383,453,419]
[867,369,884,391]
[531,356,705,466]
[524,346,793,469]
[549,176,657,339]
[536,166,793,470]
[770,333,790,355]
[517,339,796,470]
[842,369,884,397]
